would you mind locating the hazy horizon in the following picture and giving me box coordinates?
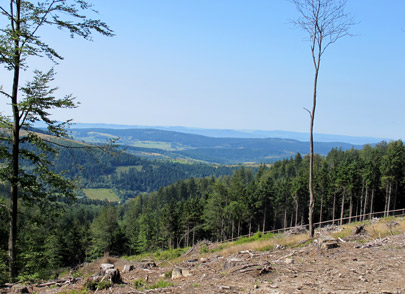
[2,1,404,140]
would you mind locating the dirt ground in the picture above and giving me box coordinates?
[4,224,405,294]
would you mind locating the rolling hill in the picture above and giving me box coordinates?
[69,127,366,164]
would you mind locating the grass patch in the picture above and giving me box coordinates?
[215,230,310,256]
[83,279,111,291]
[124,247,189,263]
[130,141,176,151]
[59,290,89,294]
[133,279,173,290]
[115,165,143,173]
[233,231,274,245]
[83,188,120,202]
[133,278,147,290]
[146,279,173,290]
[330,226,353,240]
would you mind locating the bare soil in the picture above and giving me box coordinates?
[4,223,405,294]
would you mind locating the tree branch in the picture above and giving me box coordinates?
[303,107,312,117]
[20,1,58,50]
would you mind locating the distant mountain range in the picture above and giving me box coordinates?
[66,126,379,164]
[65,123,389,145]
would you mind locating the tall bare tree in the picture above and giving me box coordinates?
[291,0,354,237]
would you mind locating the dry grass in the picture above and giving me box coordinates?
[212,216,405,257]
[214,233,310,256]
[367,217,405,239]
[327,217,405,240]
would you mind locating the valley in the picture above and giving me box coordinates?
[68,127,366,164]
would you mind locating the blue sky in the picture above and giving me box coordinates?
[1,0,404,139]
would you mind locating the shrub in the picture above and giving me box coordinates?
[133,278,146,290]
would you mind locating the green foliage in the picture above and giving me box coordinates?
[83,279,111,291]
[83,189,120,202]
[59,290,89,294]
[133,278,147,290]
[233,231,265,245]
[133,278,174,290]
[145,279,174,290]
[154,248,188,261]
[199,245,209,254]
[0,0,113,280]
[90,205,123,258]
[1,140,405,281]
[124,247,188,264]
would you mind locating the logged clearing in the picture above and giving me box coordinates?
[83,188,120,202]
[7,217,405,294]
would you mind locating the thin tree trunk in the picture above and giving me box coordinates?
[393,181,398,211]
[221,218,225,242]
[387,182,392,217]
[340,187,346,226]
[186,226,189,248]
[362,186,368,221]
[349,192,353,223]
[231,220,234,241]
[295,199,299,226]
[262,202,267,233]
[332,194,336,224]
[283,209,287,231]
[369,188,375,219]
[384,183,389,217]
[9,0,22,280]
[359,180,364,221]
[308,31,321,238]
[319,195,323,225]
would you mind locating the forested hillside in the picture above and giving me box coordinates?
[69,128,362,164]
[120,140,405,253]
[53,142,236,201]
[1,140,403,282]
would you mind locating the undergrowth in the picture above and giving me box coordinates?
[133,278,173,290]
[123,247,189,263]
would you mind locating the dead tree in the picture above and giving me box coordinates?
[291,0,355,237]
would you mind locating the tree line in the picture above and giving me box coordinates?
[122,140,405,251]
[2,140,403,282]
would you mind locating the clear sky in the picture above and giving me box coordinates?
[1,0,404,139]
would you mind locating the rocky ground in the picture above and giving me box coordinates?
[3,221,405,294]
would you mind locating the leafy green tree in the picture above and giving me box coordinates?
[0,0,112,279]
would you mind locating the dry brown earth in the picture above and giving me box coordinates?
[4,219,405,294]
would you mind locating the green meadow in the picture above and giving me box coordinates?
[83,188,120,202]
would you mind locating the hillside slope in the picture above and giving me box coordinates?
[69,128,363,164]
[11,217,405,293]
